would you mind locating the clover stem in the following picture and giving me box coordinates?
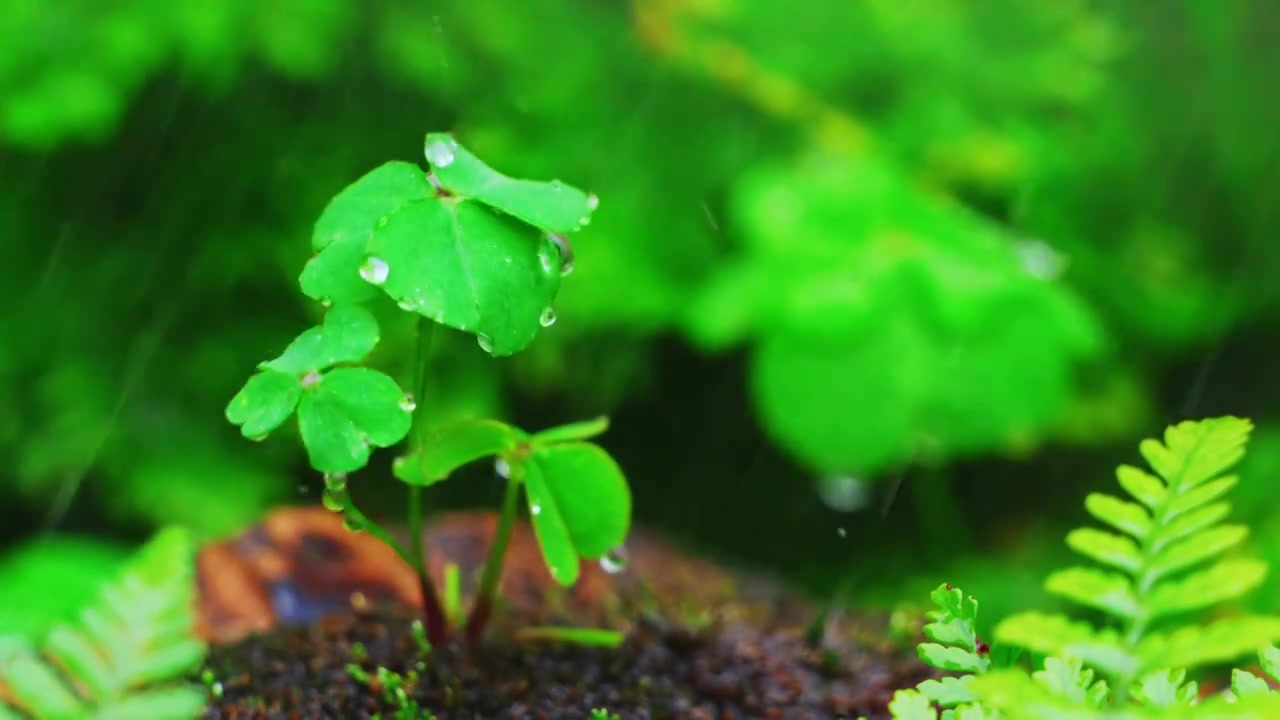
[464,462,523,641]
[407,316,447,645]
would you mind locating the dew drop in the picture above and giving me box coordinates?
[530,503,542,516]
[249,433,269,442]
[548,233,575,276]
[376,215,390,228]
[586,193,599,211]
[359,257,390,285]
[301,370,323,388]
[539,307,557,327]
[321,487,347,512]
[318,296,333,308]
[323,472,348,491]
[476,333,495,354]
[495,457,510,479]
[425,137,457,168]
[399,393,417,412]
[599,545,628,574]
[397,297,417,311]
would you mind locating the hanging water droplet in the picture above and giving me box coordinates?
[301,370,323,388]
[599,545,628,574]
[359,257,390,285]
[425,137,457,168]
[397,297,417,311]
[530,503,542,516]
[586,193,599,211]
[323,472,347,491]
[495,457,510,479]
[318,297,333,308]
[342,514,364,532]
[476,333,495,354]
[548,233,575,276]
[321,487,347,512]
[249,433,269,442]
[399,393,417,412]
[539,307,557,327]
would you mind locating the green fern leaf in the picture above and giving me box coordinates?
[1232,668,1273,699]
[918,584,991,675]
[1136,616,1280,675]
[1131,668,1197,708]
[887,689,940,720]
[0,527,207,720]
[1031,656,1109,707]
[994,612,1138,680]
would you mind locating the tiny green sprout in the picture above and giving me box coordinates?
[513,626,626,648]
[226,132,630,647]
[590,709,621,720]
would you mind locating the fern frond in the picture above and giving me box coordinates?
[997,417,1280,694]
[0,527,207,720]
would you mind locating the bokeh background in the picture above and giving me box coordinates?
[3,0,1280,642]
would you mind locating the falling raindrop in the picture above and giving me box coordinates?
[599,545,628,574]
[539,307,557,327]
[818,474,871,513]
[837,527,847,538]
[476,333,495,354]
[301,370,323,388]
[425,137,457,168]
[495,457,510,479]
[359,257,390,285]
[399,393,417,412]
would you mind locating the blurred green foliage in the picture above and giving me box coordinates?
[2,0,1279,636]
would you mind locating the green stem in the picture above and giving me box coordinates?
[407,317,447,645]
[340,504,414,567]
[464,463,522,641]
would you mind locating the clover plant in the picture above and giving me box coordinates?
[225,133,631,644]
[879,416,1280,719]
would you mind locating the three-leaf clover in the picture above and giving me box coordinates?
[225,304,411,473]
[299,134,597,357]
[393,416,629,586]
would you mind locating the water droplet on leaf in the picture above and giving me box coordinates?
[376,216,390,228]
[322,487,347,512]
[249,433,269,442]
[397,297,417,311]
[319,297,332,307]
[530,503,542,516]
[301,371,323,388]
[425,137,457,168]
[548,233,575,276]
[323,472,347,491]
[599,546,628,574]
[586,193,599,211]
[360,257,390,285]
[495,457,510,479]
[539,307,557,327]
[476,333,495,354]
[399,393,417,412]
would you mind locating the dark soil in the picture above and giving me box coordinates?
[201,610,933,719]
[195,507,937,719]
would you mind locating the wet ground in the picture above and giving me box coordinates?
[195,507,935,718]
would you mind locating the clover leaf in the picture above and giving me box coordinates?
[523,440,631,586]
[423,133,597,234]
[298,135,597,357]
[225,304,411,473]
[392,419,525,487]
